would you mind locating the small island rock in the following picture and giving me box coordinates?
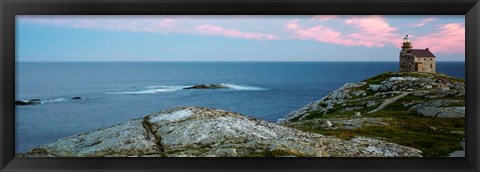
[15,99,42,106]
[71,97,82,100]
[183,84,230,89]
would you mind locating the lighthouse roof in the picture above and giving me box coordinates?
[408,49,436,58]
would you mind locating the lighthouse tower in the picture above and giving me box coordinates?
[401,35,412,50]
[399,35,414,72]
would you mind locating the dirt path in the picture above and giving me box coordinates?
[368,92,410,114]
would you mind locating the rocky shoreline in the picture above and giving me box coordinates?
[21,106,422,157]
[20,72,465,157]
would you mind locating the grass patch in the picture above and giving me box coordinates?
[435,72,464,83]
[292,109,465,157]
[362,72,464,85]
[354,122,464,157]
[246,148,308,157]
[317,130,356,140]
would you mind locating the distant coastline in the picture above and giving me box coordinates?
[17,60,467,63]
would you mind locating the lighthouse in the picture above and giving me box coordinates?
[399,35,436,73]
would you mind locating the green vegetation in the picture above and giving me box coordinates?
[363,71,463,84]
[246,147,309,157]
[287,71,465,157]
[435,72,465,83]
[293,110,464,157]
[357,118,463,157]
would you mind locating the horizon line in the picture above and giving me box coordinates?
[16,60,466,62]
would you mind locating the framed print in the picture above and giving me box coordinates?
[1,0,479,171]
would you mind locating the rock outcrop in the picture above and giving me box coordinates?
[183,84,230,89]
[279,72,465,123]
[277,72,465,157]
[15,99,41,105]
[417,107,465,118]
[21,106,421,157]
[15,97,82,106]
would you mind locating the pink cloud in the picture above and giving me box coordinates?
[194,24,281,41]
[27,18,179,33]
[343,16,401,47]
[143,19,179,33]
[286,19,300,30]
[28,18,70,26]
[287,16,400,47]
[311,15,338,21]
[413,23,465,54]
[286,20,355,45]
[24,17,280,41]
[410,17,436,27]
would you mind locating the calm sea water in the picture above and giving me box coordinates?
[15,61,465,152]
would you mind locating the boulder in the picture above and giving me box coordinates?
[369,85,381,92]
[417,107,465,118]
[409,99,463,110]
[351,90,366,97]
[449,131,464,135]
[448,140,465,157]
[21,107,422,157]
[366,100,377,108]
[320,120,333,128]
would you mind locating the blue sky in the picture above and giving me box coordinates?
[16,15,465,62]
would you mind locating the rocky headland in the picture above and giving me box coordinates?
[20,72,464,157]
[279,72,465,157]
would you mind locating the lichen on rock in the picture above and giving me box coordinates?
[21,106,422,157]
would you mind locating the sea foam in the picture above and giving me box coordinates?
[107,84,268,95]
[107,85,187,95]
[219,83,268,91]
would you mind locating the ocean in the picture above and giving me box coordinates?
[15,61,465,152]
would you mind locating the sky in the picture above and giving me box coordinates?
[16,15,465,62]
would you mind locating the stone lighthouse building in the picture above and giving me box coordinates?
[399,35,436,73]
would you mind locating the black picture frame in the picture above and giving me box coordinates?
[1,0,479,171]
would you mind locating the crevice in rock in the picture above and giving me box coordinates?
[142,116,165,153]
